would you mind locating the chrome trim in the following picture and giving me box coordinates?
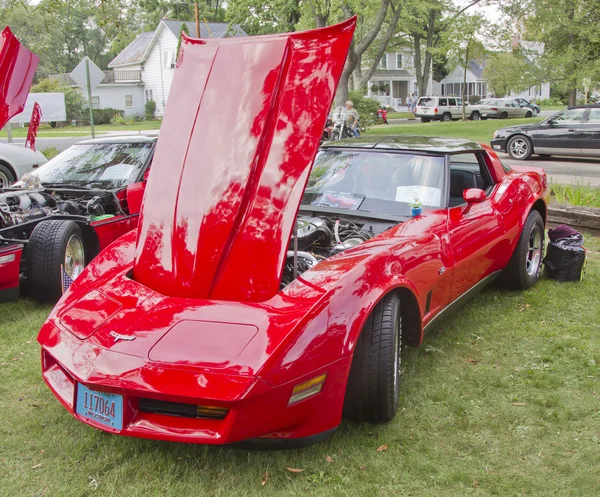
[423,270,502,333]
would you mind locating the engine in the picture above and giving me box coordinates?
[281,215,394,288]
[0,190,116,229]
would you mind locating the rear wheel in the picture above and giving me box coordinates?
[507,135,533,160]
[343,293,402,422]
[420,117,431,123]
[442,113,452,122]
[26,220,86,302]
[0,162,16,188]
[501,210,544,290]
[500,112,509,119]
[470,112,481,121]
[525,111,533,118]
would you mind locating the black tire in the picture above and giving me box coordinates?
[501,210,544,290]
[470,112,481,121]
[26,220,86,302]
[525,111,533,118]
[0,162,16,188]
[420,117,431,123]
[500,112,508,119]
[442,113,452,122]
[343,293,402,422]
[507,135,533,160]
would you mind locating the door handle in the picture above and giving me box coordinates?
[568,129,576,132]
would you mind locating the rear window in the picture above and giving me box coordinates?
[438,98,448,106]
[418,97,436,107]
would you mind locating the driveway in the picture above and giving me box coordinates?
[499,153,600,186]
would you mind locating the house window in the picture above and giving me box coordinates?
[91,96,100,109]
[145,89,154,102]
[370,81,390,96]
[396,53,402,69]
[125,95,134,108]
[380,54,387,69]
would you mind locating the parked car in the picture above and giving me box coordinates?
[491,105,600,160]
[469,98,534,120]
[37,20,549,449]
[0,136,156,302]
[514,98,541,116]
[0,143,48,187]
[415,96,465,122]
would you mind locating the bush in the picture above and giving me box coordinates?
[347,91,380,130]
[144,100,156,120]
[92,108,124,125]
[41,147,60,160]
[536,98,564,106]
[109,113,137,126]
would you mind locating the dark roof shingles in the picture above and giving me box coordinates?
[108,31,154,67]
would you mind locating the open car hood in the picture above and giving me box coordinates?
[0,27,39,130]
[133,18,356,302]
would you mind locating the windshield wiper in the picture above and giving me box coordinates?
[41,182,91,190]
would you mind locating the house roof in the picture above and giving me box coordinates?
[468,60,486,79]
[108,20,247,68]
[108,31,154,68]
[371,69,413,79]
[161,19,247,39]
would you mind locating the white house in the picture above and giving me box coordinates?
[108,20,247,117]
[366,49,433,109]
[52,20,246,118]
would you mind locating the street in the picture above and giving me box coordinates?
[500,154,600,186]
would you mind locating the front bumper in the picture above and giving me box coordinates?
[0,243,22,302]
[490,138,507,153]
[39,322,350,447]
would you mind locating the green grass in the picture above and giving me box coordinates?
[540,105,566,112]
[551,181,600,208]
[387,112,416,119]
[366,118,542,144]
[1,235,599,496]
[0,120,161,138]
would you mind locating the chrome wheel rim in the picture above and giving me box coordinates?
[510,138,529,158]
[64,235,85,280]
[526,226,542,276]
[0,171,10,188]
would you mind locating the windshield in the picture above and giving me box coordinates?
[33,142,153,189]
[302,150,446,216]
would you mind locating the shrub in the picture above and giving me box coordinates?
[536,98,564,107]
[550,181,600,208]
[92,108,124,125]
[347,91,380,130]
[41,147,60,160]
[145,100,156,120]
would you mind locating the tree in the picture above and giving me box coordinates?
[226,0,301,35]
[445,13,485,119]
[177,23,189,58]
[483,52,531,97]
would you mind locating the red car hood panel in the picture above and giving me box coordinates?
[0,27,38,129]
[133,19,356,302]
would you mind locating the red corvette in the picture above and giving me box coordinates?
[37,19,549,448]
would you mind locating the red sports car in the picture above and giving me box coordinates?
[37,19,549,448]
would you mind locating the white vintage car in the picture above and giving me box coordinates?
[0,142,47,187]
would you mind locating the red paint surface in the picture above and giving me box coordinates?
[0,27,39,129]
[0,244,22,292]
[37,19,549,446]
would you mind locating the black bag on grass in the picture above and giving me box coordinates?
[542,225,587,282]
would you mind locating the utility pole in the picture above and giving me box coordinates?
[195,2,200,38]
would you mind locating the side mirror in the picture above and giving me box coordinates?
[463,188,486,204]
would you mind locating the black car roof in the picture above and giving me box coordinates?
[77,135,158,145]
[320,135,483,153]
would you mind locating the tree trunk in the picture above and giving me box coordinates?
[420,8,437,97]
[568,88,577,106]
[462,44,469,120]
[337,68,351,107]
[413,33,423,97]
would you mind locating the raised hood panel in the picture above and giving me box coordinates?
[133,18,355,301]
[0,27,39,129]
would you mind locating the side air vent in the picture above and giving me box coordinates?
[138,398,228,420]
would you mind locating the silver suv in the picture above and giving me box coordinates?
[415,96,465,122]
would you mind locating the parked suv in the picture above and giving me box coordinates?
[415,96,465,122]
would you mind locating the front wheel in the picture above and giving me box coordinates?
[507,135,533,160]
[500,210,544,290]
[470,112,481,121]
[500,112,508,119]
[26,220,86,302]
[343,292,402,422]
[0,163,16,188]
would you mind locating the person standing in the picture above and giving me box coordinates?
[406,93,412,112]
[344,100,360,137]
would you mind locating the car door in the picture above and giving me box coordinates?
[447,151,504,301]
[578,108,600,157]
[531,108,586,155]
[447,97,457,118]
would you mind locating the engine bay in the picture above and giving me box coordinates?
[281,214,396,288]
[0,189,123,230]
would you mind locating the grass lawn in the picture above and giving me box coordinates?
[1,234,599,496]
[539,106,566,112]
[387,112,416,119]
[366,118,543,144]
[0,120,161,139]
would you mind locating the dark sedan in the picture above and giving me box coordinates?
[491,105,600,160]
